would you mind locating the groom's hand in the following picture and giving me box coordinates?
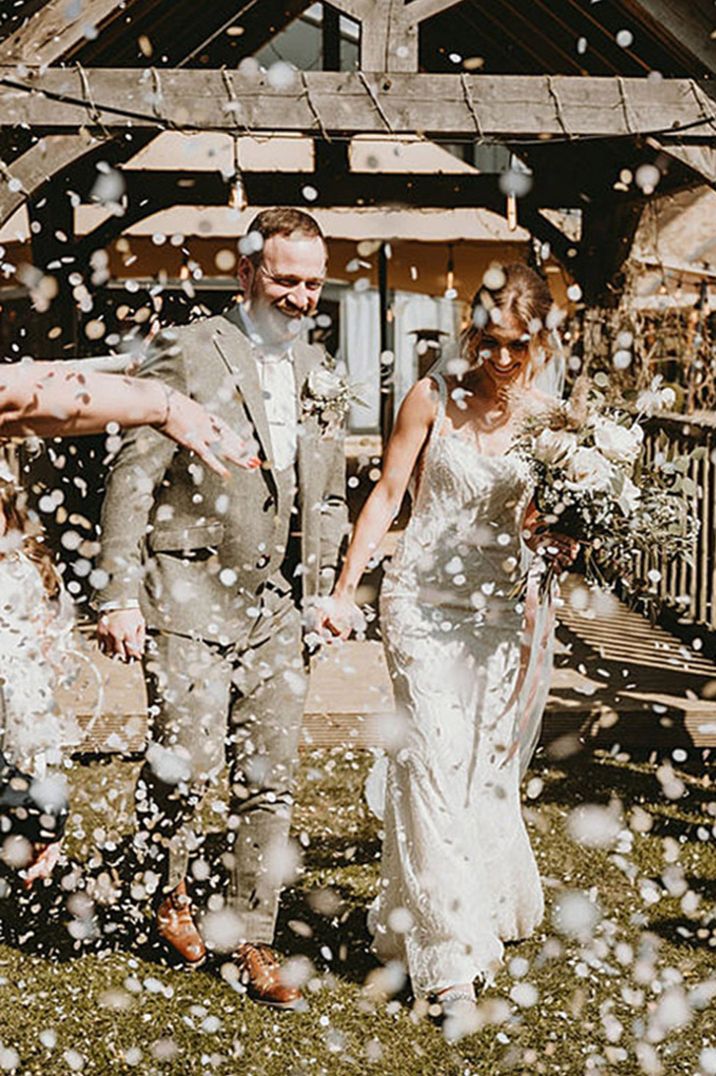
[97,608,147,662]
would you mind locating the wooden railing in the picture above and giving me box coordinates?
[640,411,716,631]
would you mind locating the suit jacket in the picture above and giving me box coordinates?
[94,308,349,645]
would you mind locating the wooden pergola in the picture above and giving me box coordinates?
[1,0,715,616]
[1,0,715,368]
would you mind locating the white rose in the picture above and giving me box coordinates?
[307,366,342,399]
[593,418,643,465]
[636,377,677,415]
[533,428,579,466]
[565,446,616,492]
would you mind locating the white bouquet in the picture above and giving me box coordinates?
[512,374,698,601]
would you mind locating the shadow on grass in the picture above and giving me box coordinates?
[0,836,153,965]
[650,914,716,951]
[532,748,715,814]
[275,884,379,985]
[0,826,381,991]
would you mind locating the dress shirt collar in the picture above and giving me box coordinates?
[237,303,294,364]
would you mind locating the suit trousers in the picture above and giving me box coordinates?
[135,580,306,944]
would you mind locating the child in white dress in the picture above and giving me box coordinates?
[0,464,80,885]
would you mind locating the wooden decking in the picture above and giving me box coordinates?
[61,578,716,756]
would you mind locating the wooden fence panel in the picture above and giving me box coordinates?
[640,414,716,630]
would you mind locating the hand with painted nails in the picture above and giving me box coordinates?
[157,390,261,478]
[0,363,261,478]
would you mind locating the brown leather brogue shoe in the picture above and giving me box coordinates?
[233,943,303,1010]
[156,880,206,968]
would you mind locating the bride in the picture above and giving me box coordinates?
[322,263,577,1011]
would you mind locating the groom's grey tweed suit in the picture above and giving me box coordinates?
[95,305,348,940]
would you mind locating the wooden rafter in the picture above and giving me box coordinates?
[406,0,465,24]
[0,128,160,230]
[652,141,716,188]
[1,68,714,140]
[621,0,716,78]
[2,0,131,66]
[576,195,646,305]
[328,0,463,70]
[0,133,101,229]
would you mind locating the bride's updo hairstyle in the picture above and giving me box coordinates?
[461,262,555,381]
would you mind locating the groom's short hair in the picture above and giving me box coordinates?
[244,208,325,266]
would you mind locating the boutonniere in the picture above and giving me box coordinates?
[301,363,365,434]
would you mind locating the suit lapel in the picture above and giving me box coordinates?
[294,340,324,526]
[211,309,278,500]
[213,307,272,457]
[212,309,325,528]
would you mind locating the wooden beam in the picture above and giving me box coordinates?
[576,196,646,306]
[322,4,342,71]
[329,0,464,70]
[358,0,418,72]
[28,182,77,354]
[621,0,716,78]
[509,204,579,269]
[0,133,102,229]
[653,140,716,187]
[0,129,160,230]
[378,242,394,443]
[3,0,130,66]
[1,69,714,140]
[63,170,585,242]
[238,169,583,208]
[406,0,465,24]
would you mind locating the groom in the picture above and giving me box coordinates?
[95,208,348,1007]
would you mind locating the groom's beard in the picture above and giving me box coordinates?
[251,301,308,346]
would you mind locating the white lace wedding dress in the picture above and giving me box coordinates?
[369,373,549,996]
[0,551,79,775]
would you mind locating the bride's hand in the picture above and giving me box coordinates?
[523,503,578,573]
[536,531,579,573]
[319,593,365,642]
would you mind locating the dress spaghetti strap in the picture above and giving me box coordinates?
[427,371,448,443]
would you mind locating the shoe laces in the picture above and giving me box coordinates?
[237,942,278,971]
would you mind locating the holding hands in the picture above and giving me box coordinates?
[97,608,146,663]
[312,591,366,643]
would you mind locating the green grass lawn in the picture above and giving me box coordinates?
[1,746,714,1075]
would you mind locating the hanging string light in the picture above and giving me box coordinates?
[444,243,457,299]
[229,135,247,212]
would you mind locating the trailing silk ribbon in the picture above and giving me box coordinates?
[500,559,557,772]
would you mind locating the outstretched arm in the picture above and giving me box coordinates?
[321,378,437,639]
[0,362,259,478]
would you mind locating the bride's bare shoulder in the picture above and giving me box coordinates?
[396,378,440,428]
[408,377,442,406]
